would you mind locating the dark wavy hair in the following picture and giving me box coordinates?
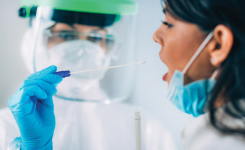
[162,0,245,135]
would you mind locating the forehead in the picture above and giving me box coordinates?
[163,4,176,17]
[163,4,185,22]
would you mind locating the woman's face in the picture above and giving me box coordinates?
[153,7,215,85]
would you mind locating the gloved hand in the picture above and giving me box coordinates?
[8,65,63,150]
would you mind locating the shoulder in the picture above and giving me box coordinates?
[181,112,245,150]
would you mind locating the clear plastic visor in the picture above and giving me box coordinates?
[30,6,137,103]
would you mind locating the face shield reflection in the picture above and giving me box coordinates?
[43,28,116,53]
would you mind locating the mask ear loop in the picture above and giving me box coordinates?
[182,31,214,74]
[211,69,219,80]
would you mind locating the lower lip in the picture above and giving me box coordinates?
[162,72,168,81]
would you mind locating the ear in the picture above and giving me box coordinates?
[208,25,234,67]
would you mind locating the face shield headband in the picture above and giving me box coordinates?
[21,6,118,28]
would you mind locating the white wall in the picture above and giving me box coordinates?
[0,0,29,108]
[0,0,193,148]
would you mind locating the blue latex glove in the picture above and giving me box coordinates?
[8,66,63,150]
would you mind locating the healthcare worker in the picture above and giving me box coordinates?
[0,0,176,150]
[153,0,245,149]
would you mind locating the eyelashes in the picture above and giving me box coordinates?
[162,21,173,28]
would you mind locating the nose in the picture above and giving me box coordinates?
[153,32,158,43]
[153,28,161,44]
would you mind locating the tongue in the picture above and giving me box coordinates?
[162,72,168,81]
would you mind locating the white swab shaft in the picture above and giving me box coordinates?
[70,61,145,75]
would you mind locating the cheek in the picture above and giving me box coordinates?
[160,35,189,71]
[159,31,200,84]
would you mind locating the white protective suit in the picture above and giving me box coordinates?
[0,97,176,150]
[0,18,177,150]
[181,101,245,150]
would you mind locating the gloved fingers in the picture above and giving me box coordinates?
[9,96,38,118]
[39,74,63,85]
[27,65,57,80]
[37,95,54,111]
[8,85,47,108]
[20,79,57,95]
[23,85,48,100]
[24,65,63,86]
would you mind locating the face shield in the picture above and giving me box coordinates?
[20,3,138,103]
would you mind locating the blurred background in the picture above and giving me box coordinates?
[0,0,193,149]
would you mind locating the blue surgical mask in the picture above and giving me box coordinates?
[166,31,218,117]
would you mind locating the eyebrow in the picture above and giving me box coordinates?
[163,8,169,14]
[163,7,178,19]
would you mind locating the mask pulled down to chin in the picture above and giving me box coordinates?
[167,70,216,117]
[166,31,217,117]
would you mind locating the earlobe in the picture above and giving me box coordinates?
[209,25,234,67]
